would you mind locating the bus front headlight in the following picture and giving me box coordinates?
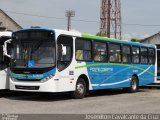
[41,74,55,82]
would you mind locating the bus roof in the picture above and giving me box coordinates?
[13,28,82,38]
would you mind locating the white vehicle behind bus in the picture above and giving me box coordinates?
[0,31,11,90]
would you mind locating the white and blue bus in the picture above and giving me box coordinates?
[0,31,11,90]
[7,28,156,98]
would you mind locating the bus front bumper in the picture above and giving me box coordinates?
[10,78,60,92]
[9,77,76,92]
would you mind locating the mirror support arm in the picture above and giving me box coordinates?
[3,39,12,58]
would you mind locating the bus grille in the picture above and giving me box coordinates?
[15,85,40,90]
[16,79,42,81]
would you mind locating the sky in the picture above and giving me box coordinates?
[0,0,160,40]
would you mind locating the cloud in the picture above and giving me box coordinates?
[123,33,133,40]
[141,34,150,39]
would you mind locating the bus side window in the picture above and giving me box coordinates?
[109,43,121,63]
[140,47,148,64]
[132,46,140,64]
[93,41,107,62]
[148,48,155,64]
[75,38,92,61]
[122,45,131,63]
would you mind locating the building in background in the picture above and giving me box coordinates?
[0,9,22,31]
[141,32,160,47]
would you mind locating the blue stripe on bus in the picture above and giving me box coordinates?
[11,68,56,80]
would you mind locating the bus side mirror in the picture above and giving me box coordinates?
[62,45,67,56]
[3,39,12,58]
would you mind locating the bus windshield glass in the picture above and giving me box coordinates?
[11,30,55,69]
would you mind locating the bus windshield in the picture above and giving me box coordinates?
[11,30,55,69]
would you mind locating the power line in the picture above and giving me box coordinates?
[4,10,66,20]
[122,23,160,27]
[4,10,160,27]
[4,10,99,23]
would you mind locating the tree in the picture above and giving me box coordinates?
[96,32,107,37]
[131,38,140,42]
[30,26,41,28]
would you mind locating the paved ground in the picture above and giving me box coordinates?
[0,88,160,114]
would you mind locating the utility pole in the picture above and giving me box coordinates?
[100,0,121,39]
[107,0,111,38]
[65,10,75,31]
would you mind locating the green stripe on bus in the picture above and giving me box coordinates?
[11,73,27,77]
[81,34,128,42]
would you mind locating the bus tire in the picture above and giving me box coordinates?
[128,76,138,93]
[71,78,86,99]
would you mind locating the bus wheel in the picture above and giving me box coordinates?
[71,78,86,99]
[128,76,138,93]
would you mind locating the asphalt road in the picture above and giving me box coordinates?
[0,88,160,115]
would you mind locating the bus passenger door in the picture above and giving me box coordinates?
[56,35,74,91]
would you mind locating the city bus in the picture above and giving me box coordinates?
[0,31,11,90]
[6,28,156,98]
